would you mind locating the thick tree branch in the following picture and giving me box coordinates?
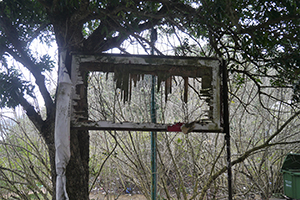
[18,95,44,132]
[84,3,170,52]
[3,45,54,113]
[0,14,54,117]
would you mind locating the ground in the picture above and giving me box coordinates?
[89,194,287,200]
[89,193,147,200]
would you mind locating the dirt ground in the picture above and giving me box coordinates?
[89,193,147,200]
[89,194,287,200]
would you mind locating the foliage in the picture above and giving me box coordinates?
[0,68,35,108]
[196,0,300,100]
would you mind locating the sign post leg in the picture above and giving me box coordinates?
[222,60,233,200]
[151,75,157,200]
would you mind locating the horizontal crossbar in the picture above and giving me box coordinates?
[72,121,223,133]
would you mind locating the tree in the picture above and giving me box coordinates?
[0,1,204,199]
[0,0,299,199]
[192,0,300,102]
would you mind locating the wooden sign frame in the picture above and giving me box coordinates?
[70,53,223,133]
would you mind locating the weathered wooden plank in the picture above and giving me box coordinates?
[71,121,223,133]
[71,53,223,132]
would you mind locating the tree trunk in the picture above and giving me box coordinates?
[41,103,90,200]
[40,114,57,199]
[66,53,90,199]
[66,130,89,199]
[51,15,90,198]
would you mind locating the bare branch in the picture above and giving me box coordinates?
[189,110,300,199]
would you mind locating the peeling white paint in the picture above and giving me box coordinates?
[71,53,223,133]
[55,51,72,200]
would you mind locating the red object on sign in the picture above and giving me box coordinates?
[167,123,184,132]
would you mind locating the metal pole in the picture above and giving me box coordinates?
[150,28,157,200]
[150,75,157,200]
[222,60,233,200]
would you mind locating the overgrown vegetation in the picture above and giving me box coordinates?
[0,0,300,199]
[85,67,300,199]
[2,66,300,199]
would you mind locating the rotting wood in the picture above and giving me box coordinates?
[72,121,223,133]
[71,53,222,132]
[79,56,213,103]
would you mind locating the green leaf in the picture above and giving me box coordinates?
[0,68,35,108]
[177,138,182,143]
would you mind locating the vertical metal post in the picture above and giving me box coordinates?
[222,60,233,200]
[151,76,157,200]
[150,28,157,200]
